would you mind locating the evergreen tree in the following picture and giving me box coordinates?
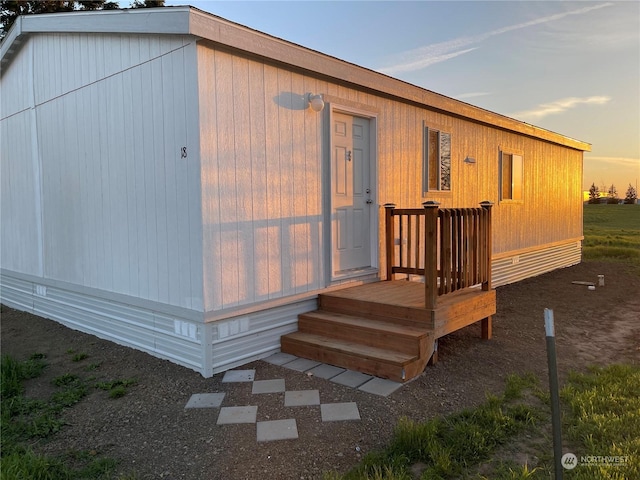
[131,0,164,7]
[624,184,638,204]
[588,183,601,204]
[607,184,619,204]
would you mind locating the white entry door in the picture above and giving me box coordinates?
[331,112,373,276]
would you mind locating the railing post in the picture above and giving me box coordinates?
[384,203,396,281]
[479,201,493,291]
[423,201,439,310]
[480,200,493,340]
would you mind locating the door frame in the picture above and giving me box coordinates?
[325,102,379,283]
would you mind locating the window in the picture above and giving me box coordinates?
[422,123,451,193]
[499,151,523,201]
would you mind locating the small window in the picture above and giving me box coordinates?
[499,151,523,201]
[423,123,451,193]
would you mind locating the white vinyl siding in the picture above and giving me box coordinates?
[6,32,204,311]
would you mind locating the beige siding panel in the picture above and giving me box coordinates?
[196,42,583,311]
[199,46,330,312]
[264,63,283,301]
[198,47,222,312]
[302,75,323,288]
[248,62,269,302]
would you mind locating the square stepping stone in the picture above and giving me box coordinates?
[307,364,346,379]
[216,406,258,424]
[184,392,225,409]
[321,402,361,422]
[222,369,255,383]
[263,352,298,365]
[257,418,298,442]
[252,379,285,394]
[282,357,322,372]
[330,370,373,388]
[358,377,403,397]
[284,390,320,407]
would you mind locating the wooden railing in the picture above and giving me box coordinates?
[384,201,493,310]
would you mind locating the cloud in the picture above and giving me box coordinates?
[377,2,614,75]
[584,156,640,167]
[509,96,611,122]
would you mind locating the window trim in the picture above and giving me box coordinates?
[422,122,452,195]
[499,149,524,203]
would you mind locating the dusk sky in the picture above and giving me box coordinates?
[167,0,639,195]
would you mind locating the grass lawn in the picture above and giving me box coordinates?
[322,365,640,480]
[583,204,640,269]
[0,353,137,480]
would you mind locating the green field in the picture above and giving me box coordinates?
[582,204,640,269]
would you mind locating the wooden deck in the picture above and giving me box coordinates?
[281,280,496,382]
[281,203,496,383]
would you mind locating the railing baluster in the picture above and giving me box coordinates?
[399,214,405,271]
[464,209,474,287]
[407,215,413,272]
[415,214,421,271]
[451,210,457,291]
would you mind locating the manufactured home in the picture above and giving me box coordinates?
[0,7,589,380]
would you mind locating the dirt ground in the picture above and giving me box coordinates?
[2,261,639,480]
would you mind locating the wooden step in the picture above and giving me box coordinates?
[318,283,434,328]
[280,331,424,382]
[297,311,432,357]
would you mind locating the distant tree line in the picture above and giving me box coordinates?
[1,0,164,40]
[588,182,637,204]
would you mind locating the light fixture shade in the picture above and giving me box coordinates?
[308,93,325,112]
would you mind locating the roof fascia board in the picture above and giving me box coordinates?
[20,6,191,35]
[0,16,23,69]
[1,7,192,71]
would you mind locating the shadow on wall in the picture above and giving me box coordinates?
[273,92,308,110]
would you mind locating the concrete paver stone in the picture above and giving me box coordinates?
[222,369,255,383]
[330,370,373,388]
[252,379,286,394]
[306,363,346,379]
[257,419,299,442]
[284,390,320,407]
[217,406,258,424]
[358,377,403,397]
[282,357,322,372]
[184,393,225,409]
[321,402,361,422]
[263,352,299,366]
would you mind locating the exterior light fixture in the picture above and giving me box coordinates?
[464,156,476,164]
[307,93,325,112]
